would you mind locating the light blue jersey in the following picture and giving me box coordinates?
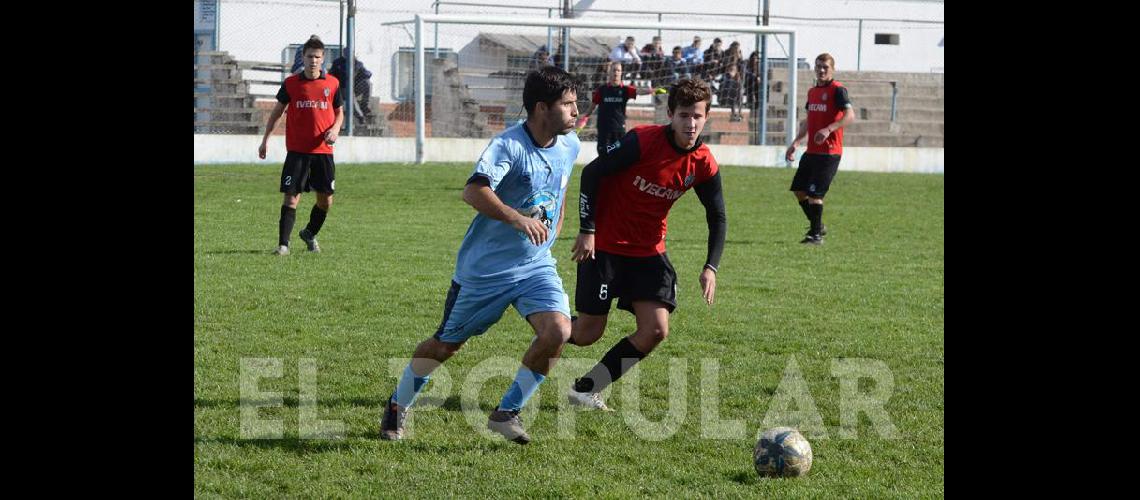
[453,122,580,287]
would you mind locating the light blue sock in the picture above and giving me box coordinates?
[498,366,546,412]
[392,363,430,408]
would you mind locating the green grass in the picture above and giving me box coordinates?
[195,162,943,497]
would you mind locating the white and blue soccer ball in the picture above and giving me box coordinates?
[753,427,813,478]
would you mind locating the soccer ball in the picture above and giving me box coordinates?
[753,427,813,478]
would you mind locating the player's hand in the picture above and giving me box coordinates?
[324,129,339,145]
[512,215,549,246]
[699,267,717,305]
[571,233,596,262]
[813,127,831,145]
[784,144,797,163]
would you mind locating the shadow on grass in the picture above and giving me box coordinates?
[201,249,275,255]
[728,469,760,485]
[194,435,360,453]
[196,394,572,414]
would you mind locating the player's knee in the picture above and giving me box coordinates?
[537,321,572,346]
[570,316,606,346]
[317,197,333,211]
[637,326,668,346]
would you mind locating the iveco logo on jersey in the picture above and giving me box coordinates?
[808,103,828,112]
[603,97,625,103]
[633,175,684,200]
[295,100,328,109]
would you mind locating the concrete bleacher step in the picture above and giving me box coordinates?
[844,134,944,147]
[846,120,943,135]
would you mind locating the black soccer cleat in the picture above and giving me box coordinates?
[299,228,321,253]
[804,225,827,237]
[800,234,824,246]
[380,397,408,441]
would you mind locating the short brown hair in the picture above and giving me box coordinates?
[303,35,325,54]
[668,78,712,113]
[815,53,835,68]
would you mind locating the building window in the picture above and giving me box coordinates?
[874,34,900,45]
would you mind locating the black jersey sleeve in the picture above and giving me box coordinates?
[693,172,727,272]
[332,82,344,108]
[276,82,289,104]
[835,86,852,109]
[578,130,642,233]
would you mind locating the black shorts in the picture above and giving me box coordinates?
[596,128,625,157]
[575,250,678,315]
[280,151,336,194]
[789,153,841,198]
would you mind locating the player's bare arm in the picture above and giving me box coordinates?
[786,119,810,162]
[258,102,287,159]
[463,181,548,245]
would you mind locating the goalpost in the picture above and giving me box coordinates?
[384,13,798,164]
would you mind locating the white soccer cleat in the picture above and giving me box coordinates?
[568,387,613,411]
[273,245,290,256]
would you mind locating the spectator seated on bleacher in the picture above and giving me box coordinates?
[610,36,643,80]
[530,46,554,72]
[719,63,743,121]
[329,52,374,124]
[640,36,665,86]
[702,37,725,84]
[664,46,691,84]
[682,35,704,68]
[744,50,762,115]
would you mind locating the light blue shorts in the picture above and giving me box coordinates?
[433,268,571,344]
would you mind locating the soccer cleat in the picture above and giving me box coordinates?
[299,228,321,253]
[799,235,824,245]
[273,245,290,256]
[487,407,531,444]
[804,225,828,237]
[568,387,613,411]
[380,398,408,441]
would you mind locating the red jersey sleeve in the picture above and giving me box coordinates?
[592,88,602,105]
[625,85,637,100]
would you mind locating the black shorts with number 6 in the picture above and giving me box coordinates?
[280,151,336,194]
[575,249,678,315]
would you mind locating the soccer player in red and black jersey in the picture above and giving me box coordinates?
[564,78,727,410]
[258,35,345,255]
[577,61,659,156]
[784,53,855,245]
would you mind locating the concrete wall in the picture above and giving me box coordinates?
[195,135,943,174]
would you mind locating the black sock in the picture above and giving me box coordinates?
[279,205,296,246]
[799,199,811,222]
[807,203,824,236]
[573,336,647,393]
[304,205,328,236]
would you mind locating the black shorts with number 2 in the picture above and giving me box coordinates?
[575,250,678,315]
[280,151,336,194]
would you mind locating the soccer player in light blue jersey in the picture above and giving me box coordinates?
[381,66,582,444]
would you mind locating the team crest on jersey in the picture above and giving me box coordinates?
[822,93,828,101]
[683,174,696,187]
[606,140,621,154]
[516,191,558,241]
[324,87,330,97]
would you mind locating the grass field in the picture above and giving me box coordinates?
[194,162,943,497]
